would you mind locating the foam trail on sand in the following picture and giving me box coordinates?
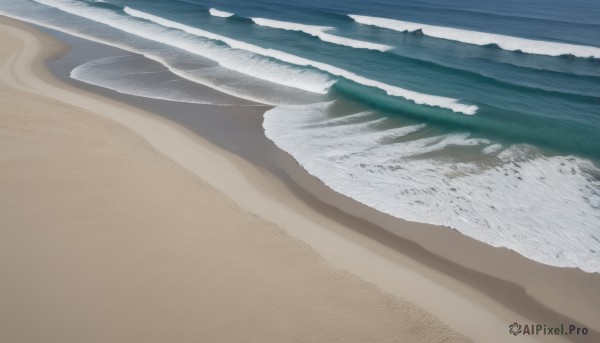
[71,55,235,105]
[209,8,233,18]
[123,7,477,114]
[251,17,393,52]
[349,14,600,59]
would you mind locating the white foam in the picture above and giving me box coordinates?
[349,14,600,59]
[208,8,233,18]
[5,5,316,105]
[31,0,478,113]
[264,102,600,273]
[124,7,477,114]
[122,6,336,94]
[482,143,503,154]
[32,0,335,97]
[251,17,393,52]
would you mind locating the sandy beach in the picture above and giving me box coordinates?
[0,15,598,343]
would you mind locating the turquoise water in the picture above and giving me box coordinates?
[1,0,599,272]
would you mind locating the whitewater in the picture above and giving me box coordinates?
[125,6,478,115]
[350,14,600,59]
[208,8,233,18]
[31,0,477,114]
[263,102,600,273]
[209,9,393,52]
[250,17,393,52]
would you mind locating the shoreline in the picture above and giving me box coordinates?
[1,15,598,342]
[0,16,468,342]
[41,17,600,338]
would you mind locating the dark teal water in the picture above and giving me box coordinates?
[63,0,600,157]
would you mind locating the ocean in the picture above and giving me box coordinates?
[2,0,599,272]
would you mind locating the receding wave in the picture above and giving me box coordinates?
[349,14,600,59]
[251,17,393,52]
[125,7,477,115]
[208,8,233,18]
[71,55,235,105]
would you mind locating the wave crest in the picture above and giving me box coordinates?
[208,8,234,18]
[125,8,477,114]
[350,14,600,59]
[251,17,393,52]
[31,0,478,114]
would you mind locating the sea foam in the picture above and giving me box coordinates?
[125,7,477,114]
[350,14,600,59]
[264,102,600,273]
[33,0,335,97]
[122,7,336,94]
[208,8,234,18]
[35,0,477,115]
[251,17,393,52]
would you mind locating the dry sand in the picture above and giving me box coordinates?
[0,17,469,343]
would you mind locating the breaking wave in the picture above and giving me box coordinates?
[350,14,600,59]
